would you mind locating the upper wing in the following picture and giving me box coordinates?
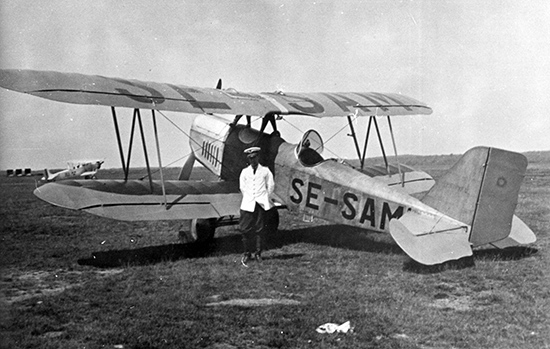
[0,69,432,117]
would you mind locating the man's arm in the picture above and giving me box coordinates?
[239,169,246,194]
[266,168,275,195]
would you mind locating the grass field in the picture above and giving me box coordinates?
[1,153,549,349]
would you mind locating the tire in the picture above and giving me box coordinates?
[191,218,217,242]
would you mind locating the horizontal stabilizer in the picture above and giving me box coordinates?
[490,215,536,249]
[373,171,435,196]
[390,212,471,265]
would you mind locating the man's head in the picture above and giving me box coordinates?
[244,147,261,169]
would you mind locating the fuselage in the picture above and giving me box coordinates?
[273,142,419,233]
[191,114,441,234]
[43,161,103,181]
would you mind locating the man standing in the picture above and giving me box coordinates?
[239,146,275,266]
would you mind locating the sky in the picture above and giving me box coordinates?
[0,0,549,170]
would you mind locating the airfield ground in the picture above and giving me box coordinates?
[0,153,549,348]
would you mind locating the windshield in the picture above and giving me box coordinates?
[296,130,324,166]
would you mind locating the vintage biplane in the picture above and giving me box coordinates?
[0,69,536,265]
[42,159,104,181]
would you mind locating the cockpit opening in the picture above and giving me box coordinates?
[296,129,324,166]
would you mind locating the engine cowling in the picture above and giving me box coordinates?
[190,114,284,181]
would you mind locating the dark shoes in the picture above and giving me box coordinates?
[241,252,262,266]
[254,252,262,262]
[241,253,251,267]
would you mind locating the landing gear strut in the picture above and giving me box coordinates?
[178,210,280,244]
[178,218,217,243]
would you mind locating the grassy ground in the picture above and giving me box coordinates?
[0,154,548,349]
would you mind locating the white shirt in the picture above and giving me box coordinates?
[239,164,275,212]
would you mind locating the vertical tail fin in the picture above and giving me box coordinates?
[422,147,528,246]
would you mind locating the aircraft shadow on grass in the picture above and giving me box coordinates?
[77,224,399,268]
[77,225,538,270]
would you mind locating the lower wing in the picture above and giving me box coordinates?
[79,171,98,178]
[33,179,241,221]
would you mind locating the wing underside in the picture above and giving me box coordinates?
[0,69,432,117]
[33,179,241,221]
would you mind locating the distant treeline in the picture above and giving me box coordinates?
[356,150,550,169]
[96,150,549,180]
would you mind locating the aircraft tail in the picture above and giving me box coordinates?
[43,168,53,181]
[390,147,535,265]
[423,146,528,246]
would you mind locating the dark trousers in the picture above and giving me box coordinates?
[239,203,266,255]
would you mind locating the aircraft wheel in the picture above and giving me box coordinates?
[190,218,217,242]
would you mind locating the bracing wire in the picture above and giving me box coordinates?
[280,116,351,162]
[152,110,263,179]
[143,110,367,180]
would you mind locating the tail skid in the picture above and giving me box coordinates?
[390,147,535,265]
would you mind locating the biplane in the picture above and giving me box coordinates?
[42,160,104,181]
[0,69,536,265]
